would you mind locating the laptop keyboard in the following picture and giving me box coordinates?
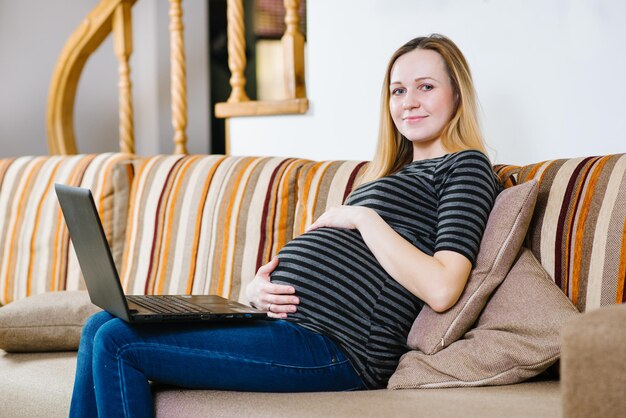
[126,295,209,314]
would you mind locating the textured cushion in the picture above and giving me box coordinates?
[408,180,539,354]
[0,153,133,305]
[561,303,626,418]
[0,291,100,352]
[120,155,309,303]
[293,160,368,237]
[389,249,580,389]
[496,154,626,312]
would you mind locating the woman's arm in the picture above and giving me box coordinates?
[306,206,472,313]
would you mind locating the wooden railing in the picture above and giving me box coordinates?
[47,0,136,155]
[215,0,308,118]
[46,0,307,155]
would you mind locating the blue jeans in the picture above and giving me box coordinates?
[70,311,364,417]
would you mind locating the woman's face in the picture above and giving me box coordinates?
[389,49,456,152]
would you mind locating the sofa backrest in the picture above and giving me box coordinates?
[118,155,309,304]
[3,152,622,314]
[496,154,626,312]
[293,160,369,237]
[0,153,132,305]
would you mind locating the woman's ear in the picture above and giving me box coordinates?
[452,92,460,114]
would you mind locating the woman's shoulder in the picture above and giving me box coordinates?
[435,149,493,175]
[435,149,502,197]
[441,149,491,165]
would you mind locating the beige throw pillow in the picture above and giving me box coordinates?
[389,249,580,388]
[408,179,539,354]
[0,291,101,352]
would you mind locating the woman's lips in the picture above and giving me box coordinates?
[403,115,428,123]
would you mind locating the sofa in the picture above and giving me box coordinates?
[0,152,624,418]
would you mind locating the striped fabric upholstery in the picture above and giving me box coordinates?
[495,154,626,312]
[0,153,133,305]
[293,160,369,237]
[119,155,308,303]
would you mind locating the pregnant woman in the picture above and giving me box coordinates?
[70,34,500,417]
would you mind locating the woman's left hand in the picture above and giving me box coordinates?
[246,257,299,319]
[305,206,374,232]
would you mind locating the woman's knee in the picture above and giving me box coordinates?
[92,318,140,363]
[81,311,115,341]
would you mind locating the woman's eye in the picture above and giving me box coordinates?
[391,87,406,95]
[419,84,434,92]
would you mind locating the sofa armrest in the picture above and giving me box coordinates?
[561,303,626,418]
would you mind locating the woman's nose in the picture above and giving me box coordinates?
[402,90,420,109]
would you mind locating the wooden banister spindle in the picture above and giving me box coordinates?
[113,1,135,154]
[282,0,306,99]
[169,0,188,154]
[215,0,309,118]
[226,0,250,103]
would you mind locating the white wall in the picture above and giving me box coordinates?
[0,0,209,157]
[230,0,626,166]
[2,1,624,164]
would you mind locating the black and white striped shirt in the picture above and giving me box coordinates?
[271,150,500,388]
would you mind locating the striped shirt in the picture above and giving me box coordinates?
[270,150,500,388]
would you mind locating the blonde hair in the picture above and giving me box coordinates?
[359,34,487,184]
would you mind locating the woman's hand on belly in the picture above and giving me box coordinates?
[245,257,300,319]
[305,205,374,232]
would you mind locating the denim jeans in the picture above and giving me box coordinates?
[70,311,364,417]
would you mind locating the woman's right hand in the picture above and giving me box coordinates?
[245,257,299,319]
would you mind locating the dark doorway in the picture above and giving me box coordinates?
[208,0,257,154]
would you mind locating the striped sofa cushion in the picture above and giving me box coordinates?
[496,154,626,312]
[120,155,308,303]
[0,153,133,305]
[293,160,369,237]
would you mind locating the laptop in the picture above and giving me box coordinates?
[55,184,267,323]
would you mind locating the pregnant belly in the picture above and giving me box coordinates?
[270,228,388,316]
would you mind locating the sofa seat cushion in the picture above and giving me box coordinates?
[119,155,309,303]
[498,154,626,312]
[0,350,560,418]
[0,153,133,305]
[153,381,560,418]
[0,350,77,418]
